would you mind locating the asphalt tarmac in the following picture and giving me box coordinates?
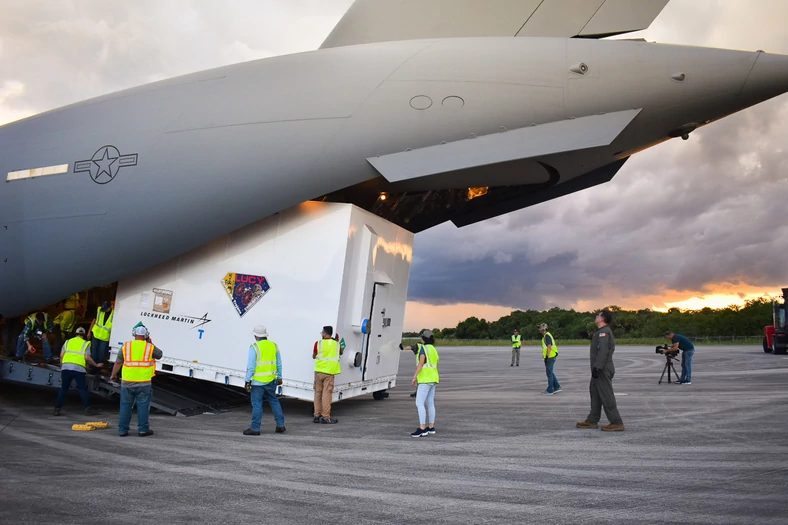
[1,345,787,525]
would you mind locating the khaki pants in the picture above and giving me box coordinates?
[313,372,335,419]
[586,370,623,425]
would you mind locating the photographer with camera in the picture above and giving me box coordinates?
[664,330,695,385]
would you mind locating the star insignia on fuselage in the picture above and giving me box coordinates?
[74,145,138,184]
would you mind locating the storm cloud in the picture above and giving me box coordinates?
[1,0,787,322]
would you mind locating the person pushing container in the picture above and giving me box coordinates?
[312,325,342,424]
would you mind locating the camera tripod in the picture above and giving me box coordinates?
[658,353,681,384]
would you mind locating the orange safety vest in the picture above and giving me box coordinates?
[121,340,157,382]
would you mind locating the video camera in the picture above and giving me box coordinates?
[655,345,678,357]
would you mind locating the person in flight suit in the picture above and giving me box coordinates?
[576,309,624,431]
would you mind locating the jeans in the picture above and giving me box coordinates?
[91,338,109,367]
[545,357,561,393]
[55,370,91,409]
[250,381,285,431]
[16,334,52,359]
[416,383,437,426]
[681,350,694,383]
[118,384,152,435]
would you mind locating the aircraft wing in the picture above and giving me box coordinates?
[321,0,669,48]
[366,109,641,189]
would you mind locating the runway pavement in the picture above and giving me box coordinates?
[1,345,787,524]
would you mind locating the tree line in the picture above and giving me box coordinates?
[406,298,775,341]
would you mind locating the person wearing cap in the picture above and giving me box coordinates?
[538,323,561,395]
[111,324,163,437]
[312,325,343,424]
[511,329,522,367]
[88,301,114,373]
[399,330,440,437]
[14,311,55,363]
[53,327,102,416]
[243,325,285,435]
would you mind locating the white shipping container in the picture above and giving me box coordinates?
[109,202,414,402]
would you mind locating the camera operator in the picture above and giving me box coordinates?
[664,330,695,385]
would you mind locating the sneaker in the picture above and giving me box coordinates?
[683,382,691,385]
[601,424,625,432]
[427,427,436,435]
[510,364,514,367]
[576,421,599,429]
[540,390,555,396]
[243,428,261,436]
[275,426,286,433]
[119,432,129,437]
[516,364,519,366]
[410,428,427,438]
[320,417,338,425]
[313,416,321,423]
[138,430,154,437]
[52,408,61,416]
[554,388,563,393]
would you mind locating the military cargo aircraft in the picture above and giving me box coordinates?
[2,0,787,316]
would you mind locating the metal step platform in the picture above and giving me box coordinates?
[0,357,249,416]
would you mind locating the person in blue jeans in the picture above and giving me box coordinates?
[665,330,695,384]
[111,325,162,437]
[15,312,55,363]
[243,325,285,435]
[539,323,562,395]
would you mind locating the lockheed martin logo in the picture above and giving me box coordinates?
[74,145,138,184]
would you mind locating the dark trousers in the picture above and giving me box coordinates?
[55,370,91,409]
[586,370,623,425]
[91,338,109,371]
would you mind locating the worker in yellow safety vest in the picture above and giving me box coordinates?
[88,301,113,373]
[14,312,55,363]
[243,325,286,435]
[538,323,562,395]
[511,329,522,367]
[400,329,440,438]
[312,325,343,424]
[110,324,162,437]
[53,327,102,416]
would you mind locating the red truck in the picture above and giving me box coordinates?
[764,288,787,354]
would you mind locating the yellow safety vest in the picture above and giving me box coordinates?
[62,337,91,368]
[92,308,113,341]
[511,334,521,349]
[252,340,278,384]
[121,340,157,382]
[542,332,559,359]
[55,309,77,334]
[26,312,50,332]
[64,293,80,310]
[416,344,440,384]
[315,339,340,375]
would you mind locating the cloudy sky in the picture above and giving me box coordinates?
[2,0,786,330]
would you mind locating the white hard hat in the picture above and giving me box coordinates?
[134,325,149,337]
[75,327,86,335]
[253,325,268,338]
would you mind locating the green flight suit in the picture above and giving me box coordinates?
[585,325,623,425]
